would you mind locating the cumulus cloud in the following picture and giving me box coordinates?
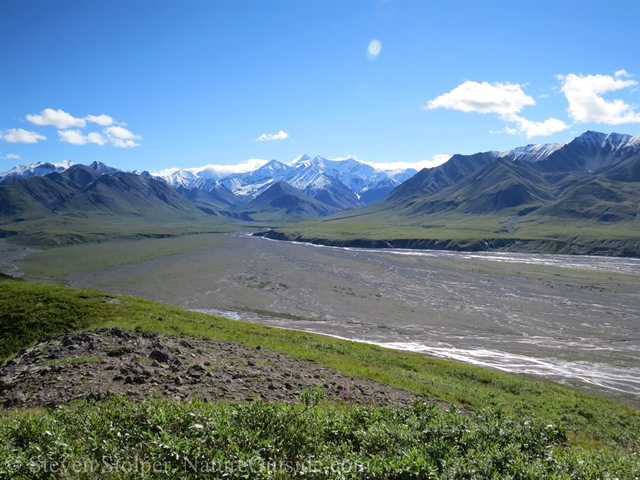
[58,130,107,146]
[57,125,140,148]
[192,159,271,177]
[86,114,114,126]
[27,109,117,129]
[27,109,86,129]
[614,69,632,78]
[558,71,640,125]
[503,114,569,138]
[426,81,535,115]
[152,158,270,178]
[5,109,141,148]
[255,130,289,142]
[3,128,46,143]
[4,153,20,159]
[104,126,142,148]
[427,80,570,138]
[359,154,452,170]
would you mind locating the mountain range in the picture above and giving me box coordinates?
[1,130,638,253]
[0,155,420,215]
[258,131,639,256]
[382,131,639,217]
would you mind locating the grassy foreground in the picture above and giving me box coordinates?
[0,277,639,478]
[2,396,637,479]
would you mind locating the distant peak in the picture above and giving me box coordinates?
[576,130,607,142]
[87,160,121,174]
[292,154,311,164]
[573,130,637,150]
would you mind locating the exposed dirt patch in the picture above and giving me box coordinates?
[0,329,426,409]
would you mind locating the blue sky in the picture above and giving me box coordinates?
[1,0,639,173]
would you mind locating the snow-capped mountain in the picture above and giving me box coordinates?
[290,156,377,193]
[499,132,640,167]
[150,155,419,205]
[87,161,122,174]
[0,160,74,184]
[501,142,566,163]
[519,131,640,173]
[3,131,638,217]
[216,160,297,197]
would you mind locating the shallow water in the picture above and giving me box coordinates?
[194,305,640,398]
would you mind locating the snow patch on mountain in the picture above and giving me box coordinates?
[88,161,122,174]
[0,160,75,184]
[501,143,566,163]
[573,131,640,152]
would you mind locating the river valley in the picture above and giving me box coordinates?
[51,233,640,406]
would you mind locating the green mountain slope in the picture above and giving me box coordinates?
[0,176,77,221]
[386,151,498,202]
[0,170,243,246]
[58,173,207,220]
[397,158,554,216]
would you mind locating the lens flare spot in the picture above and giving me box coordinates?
[367,39,382,60]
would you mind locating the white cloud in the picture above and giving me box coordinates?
[86,114,114,126]
[504,114,570,138]
[27,108,86,129]
[4,153,20,159]
[110,138,140,148]
[153,158,270,178]
[152,167,181,176]
[255,130,289,142]
[537,94,549,99]
[427,80,568,138]
[58,125,140,148]
[361,154,452,170]
[190,158,270,176]
[490,127,519,135]
[58,130,86,145]
[3,128,46,143]
[87,132,108,145]
[104,125,139,140]
[16,109,142,147]
[27,109,118,129]
[104,126,142,148]
[558,71,640,125]
[426,81,535,115]
[58,130,107,146]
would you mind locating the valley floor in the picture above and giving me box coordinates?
[14,233,636,407]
